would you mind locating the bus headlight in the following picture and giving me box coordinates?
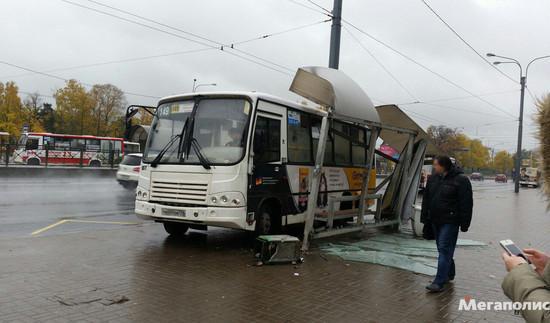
[207,192,245,207]
[136,188,149,201]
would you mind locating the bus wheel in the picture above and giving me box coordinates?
[255,210,272,235]
[163,222,189,236]
[89,160,101,167]
[27,158,40,166]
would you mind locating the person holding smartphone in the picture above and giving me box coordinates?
[421,155,473,292]
[502,248,550,322]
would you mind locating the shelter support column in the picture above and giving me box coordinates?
[396,134,415,220]
[357,127,380,224]
[301,112,331,251]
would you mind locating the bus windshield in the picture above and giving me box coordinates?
[143,98,251,165]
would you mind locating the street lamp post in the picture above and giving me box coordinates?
[486,53,550,193]
[192,78,217,92]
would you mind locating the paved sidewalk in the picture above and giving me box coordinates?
[0,182,547,322]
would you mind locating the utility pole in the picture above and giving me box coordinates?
[328,0,343,69]
[487,53,550,193]
[515,76,526,192]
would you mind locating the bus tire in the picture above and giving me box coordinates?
[163,222,189,236]
[27,158,40,166]
[89,160,101,167]
[255,202,281,235]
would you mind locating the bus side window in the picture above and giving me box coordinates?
[334,134,351,165]
[253,116,280,163]
[100,140,112,152]
[114,140,122,153]
[26,138,39,150]
[54,138,71,150]
[86,139,100,151]
[352,127,367,166]
[312,118,334,165]
[287,111,312,163]
[70,139,85,150]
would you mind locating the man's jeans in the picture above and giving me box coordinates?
[432,223,460,286]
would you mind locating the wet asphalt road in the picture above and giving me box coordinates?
[0,174,518,239]
[0,175,138,238]
[0,174,547,322]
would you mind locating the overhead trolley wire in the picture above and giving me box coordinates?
[0,60,161,99]
[231,19,331,46]
[396,89,519,106]
[342,19,516,119]
[304,0,332,15]
[1,17,326,80]
[0,48,215,80]
[344,26,418,102]
[420,0,518,84]
[66,0,294,75]
[286,0,332,16]
[286,1,518,119]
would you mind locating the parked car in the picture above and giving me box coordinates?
[495,174,508,183]
[116,153,142,189]
[470,172,484,181]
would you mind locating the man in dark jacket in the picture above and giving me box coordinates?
[421,155,473,292]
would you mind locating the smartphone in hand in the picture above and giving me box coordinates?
[500,239,531,263]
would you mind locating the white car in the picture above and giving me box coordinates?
[116,153,142,189]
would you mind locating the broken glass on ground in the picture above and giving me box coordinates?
[320,233,486,276]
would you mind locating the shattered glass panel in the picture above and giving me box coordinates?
[321,233,486,276]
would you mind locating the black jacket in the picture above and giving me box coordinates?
[420,167,473,230]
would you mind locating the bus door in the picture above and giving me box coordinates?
[248,103,291,218]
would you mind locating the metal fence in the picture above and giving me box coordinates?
[0,144,122,168]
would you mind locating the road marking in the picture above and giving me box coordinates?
[31,219,68,235]
[31,219,140,236]
[68,219,139,225]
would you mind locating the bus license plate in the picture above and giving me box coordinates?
[162,208,186,217]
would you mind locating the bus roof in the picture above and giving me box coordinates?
[157,91,328,117]
[26,132,123,141]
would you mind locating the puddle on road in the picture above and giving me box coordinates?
[320,233,486,276]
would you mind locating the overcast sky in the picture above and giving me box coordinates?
[2,0,549,152]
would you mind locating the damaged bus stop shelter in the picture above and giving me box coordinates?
[290,66,439,251]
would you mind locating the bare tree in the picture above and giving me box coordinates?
[89,84,127,136]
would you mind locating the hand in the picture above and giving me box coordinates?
[523,248,549,276]
[502,252,527,272]
[460,224,469,232]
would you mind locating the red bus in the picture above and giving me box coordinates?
[14,132,124,166]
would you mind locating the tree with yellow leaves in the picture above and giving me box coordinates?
[0,82,44,138]
[54,80,95,135]
[494,150,513,174]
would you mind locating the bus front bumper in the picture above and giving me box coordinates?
[135,201,253,230]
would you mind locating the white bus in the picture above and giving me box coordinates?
[135,92,375,236]
[135,67,430,246]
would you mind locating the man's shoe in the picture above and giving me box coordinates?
[426,283,444,293]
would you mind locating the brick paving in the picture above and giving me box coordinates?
[0,182,548,322]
